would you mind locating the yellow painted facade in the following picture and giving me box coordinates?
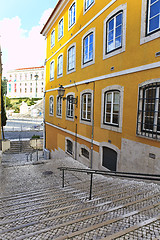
[41,0,160,173]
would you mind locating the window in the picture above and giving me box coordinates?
[66,95,74,118]
[83,32,93,64]
[57,54,63,76]
[81,93,92,121]
[81,148,89,159]
[141,0,160,44]
[58,18,64,39]
[103,4,126,59]
[101,85,124,133]
[49,96,54,116]
[51,29,55,47]
[57,96,62,116]
[82,29,95,68]
[147,0,160,35]
[69,2,76,28]
[9,84,11,92]
[30,74,32,80]
[66,139,73,155]
[84,0,94,11]
[104,91,120,126]
[50,60,54,80]
[68,45,76,72]
[30,88,32,93]
[106,12,123,53]
[137,81,160,139]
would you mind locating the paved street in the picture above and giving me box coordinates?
[0,153,160,239]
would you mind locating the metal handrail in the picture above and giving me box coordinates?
[58,167,160,200]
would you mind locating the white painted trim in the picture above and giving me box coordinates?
[68,0,76,31]
[56,95,62,118]
[45,0,117,63]
[57,53,63,78]
[81,28,95,69]
[51,29,55,49]
[65,92,75,121]
[101,85,124,133]
[80,89,93,126]
[140,0,160,45]
[46,121,100,146]
[83,0,95,15]
[103,4,127,60]
[58,17,64,41]
[49,95,54,116]
[67,43,76,74]
[50,60,55,81]
[46,61,160,93]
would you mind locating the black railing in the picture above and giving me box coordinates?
[58,167,160,200]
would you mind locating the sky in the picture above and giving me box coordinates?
[0,0,59,77]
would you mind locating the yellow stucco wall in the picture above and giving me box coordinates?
[43,0,160,170]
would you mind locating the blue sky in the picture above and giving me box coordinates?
[0,0,58,76]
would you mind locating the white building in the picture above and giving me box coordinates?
[6,66,44,98]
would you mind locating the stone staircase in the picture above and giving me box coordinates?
[0,170,160,239]
[4,140,34,154]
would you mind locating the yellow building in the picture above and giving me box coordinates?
[41,0,160,174]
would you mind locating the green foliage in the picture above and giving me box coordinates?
[31,134,40,139]
[6,97,13,109]
[14,107,20,113]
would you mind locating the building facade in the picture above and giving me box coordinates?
[41,0,160,174]
[0,45,2,153]
[6,66,44,98]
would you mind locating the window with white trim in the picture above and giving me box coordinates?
[83,32,93,64]
[104,91,120,126]
[58,18,64,39]
[69,2,76,28]
[57,54,63,76]
[147,0,160,35]
[103,4,126,59]
[84,0,94,11]
[49,96,54,116]
[106,12,123,53]
[68,45,75,72]
[81,93,92,121]
[50,61,54,81]
[137,81,160,139]
[57,96,62,116]
[66,95,74,118]
[51,29,55,47]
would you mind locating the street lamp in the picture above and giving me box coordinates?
[34,74,38,98]
[57,84,78,106]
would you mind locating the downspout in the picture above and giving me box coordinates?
[90,81,95,169]
[43,59,47,151]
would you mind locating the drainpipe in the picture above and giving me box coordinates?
[43,58,47,151]
[90,81,95,169]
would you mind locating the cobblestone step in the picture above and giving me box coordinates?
[4,199,159,240]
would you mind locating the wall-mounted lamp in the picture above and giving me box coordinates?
[57,84,78,106]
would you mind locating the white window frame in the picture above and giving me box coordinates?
[101,85,124,133]
[84,0,95,14]
[58,17,64,40]
[49,95,54,116]
[140,0,160,44]
[81,28,95,68]
[80,89,93,126]
[66,92,75,121]
[103,4,127,60]
[80,145,90,160]
[57,54,63,77]
[137,79,160,140]
[68,1,76,30]
[50,60,54,81]
[51,29,55,48]
[67,43,76,74]
[56,95,62,118]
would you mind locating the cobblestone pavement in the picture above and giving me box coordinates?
[0,153,160,239]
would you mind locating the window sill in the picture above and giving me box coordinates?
[101,123,122,133]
